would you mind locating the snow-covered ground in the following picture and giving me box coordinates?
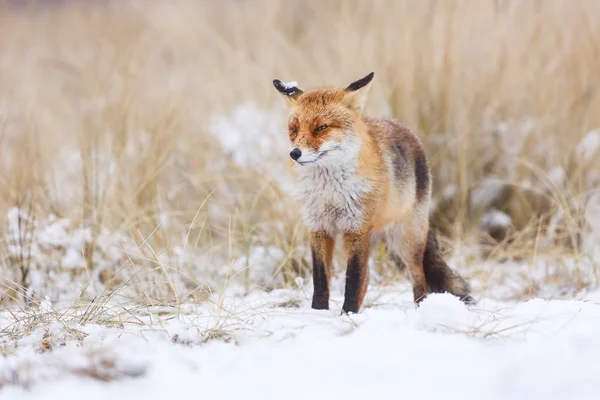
[1,104,598,398]
[2,286,600,400]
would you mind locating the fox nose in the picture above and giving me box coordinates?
[289,148,302,161]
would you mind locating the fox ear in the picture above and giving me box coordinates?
[343,72,374,113]
[273,79,304,102]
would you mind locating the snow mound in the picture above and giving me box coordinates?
[416,292,474,332]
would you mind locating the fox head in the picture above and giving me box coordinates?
[273,72,374,166]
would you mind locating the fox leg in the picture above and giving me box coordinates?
[342,231,371,313]
[385,219,428,303]
[423,229,474,304]
[405,244,428,303]
[310,231,335,310]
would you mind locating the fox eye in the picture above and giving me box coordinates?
[289,127,297,134]
[314,124,328,134]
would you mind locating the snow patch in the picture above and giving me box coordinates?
[208,103,294,199]
[481,209,511,228]
[281,81,298,89]
[231,246,286,288]
[548,166,565,187]
[576,129,600,161]
[442,184,458,199]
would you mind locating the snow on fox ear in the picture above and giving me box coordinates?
[273,79,304,102]
[343,72,374,113]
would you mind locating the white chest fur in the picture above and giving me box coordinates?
[294,163,370,235]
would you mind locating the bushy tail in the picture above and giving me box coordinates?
[422,229,475,304]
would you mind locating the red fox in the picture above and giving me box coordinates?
[273,72,473,313]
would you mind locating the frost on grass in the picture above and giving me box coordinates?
[231,246,287,288]
[0,207,226,304]
[209,103,287,176]
[3,208,128,300]
[208,103,297,202]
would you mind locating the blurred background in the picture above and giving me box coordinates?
[0,0,598,306]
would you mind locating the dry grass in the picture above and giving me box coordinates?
[0,0,599,305]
